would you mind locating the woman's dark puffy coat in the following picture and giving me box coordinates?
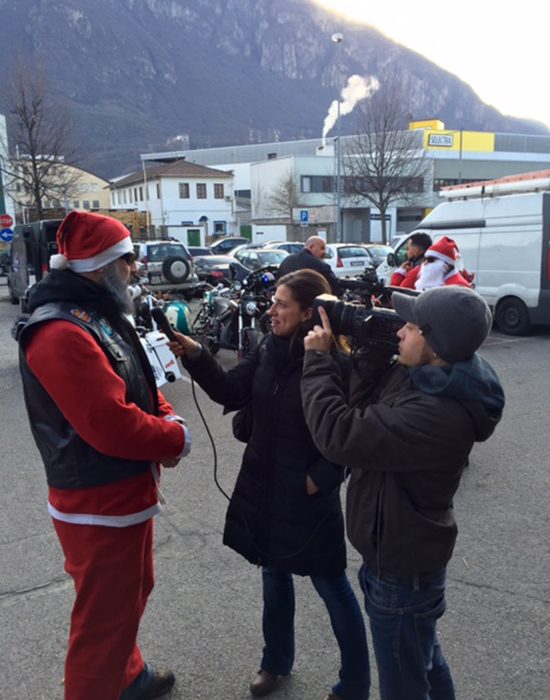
[184,334,346,576]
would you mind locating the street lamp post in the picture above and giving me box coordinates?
[331,32,343,243]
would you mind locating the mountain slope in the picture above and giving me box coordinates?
[0,0,546,178]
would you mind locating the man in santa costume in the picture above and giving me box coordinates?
[394,236,471,291]
[390,232,432,287]
[18,211,189,700]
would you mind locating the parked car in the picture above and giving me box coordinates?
[134,240,201,299]
[228,243,266,257]
[209,236,250,255]
[324,243,375,278]
[188,246,212,257]
[264,241,305,255]
[193,254,249,286]
[361,244,394,267]
[232,247,288,271]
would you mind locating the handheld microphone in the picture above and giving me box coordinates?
[151,306,178,342]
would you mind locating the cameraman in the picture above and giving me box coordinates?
[301,286,505,700]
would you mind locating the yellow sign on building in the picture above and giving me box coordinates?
[425,130,495,152]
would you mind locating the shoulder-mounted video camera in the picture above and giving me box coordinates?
[311,290,418,382]
[312,294,404,356]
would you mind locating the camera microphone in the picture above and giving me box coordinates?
[151,306,178,342]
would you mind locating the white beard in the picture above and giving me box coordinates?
[101,262,135,315]
[415,259,449,290]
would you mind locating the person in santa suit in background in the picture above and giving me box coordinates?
[18,211,190,700]
[394,236,471,291]
[390,232,432,287]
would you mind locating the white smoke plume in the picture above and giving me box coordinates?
[322,74,380,147]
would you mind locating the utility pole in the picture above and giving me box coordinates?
[331,32,343,243]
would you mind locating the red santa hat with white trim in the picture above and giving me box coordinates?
[425,236,460,266]
[50,211,133,273]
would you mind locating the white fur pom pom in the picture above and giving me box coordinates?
[50,253,69,270]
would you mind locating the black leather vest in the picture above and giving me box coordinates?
[19,302,155,489]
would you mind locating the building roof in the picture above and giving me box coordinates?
[111,159,233,188]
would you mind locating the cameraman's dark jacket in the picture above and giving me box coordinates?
[301,351,504,577]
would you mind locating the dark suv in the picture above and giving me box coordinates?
[7,219,62,307]
[134,240,201,299]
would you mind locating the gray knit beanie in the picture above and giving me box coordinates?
[392,286,492,363]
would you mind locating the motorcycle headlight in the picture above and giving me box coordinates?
[245,300,257,316]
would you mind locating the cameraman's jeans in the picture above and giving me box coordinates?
[358,563,455,700]
[261,566,370,700]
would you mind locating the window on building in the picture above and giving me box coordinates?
[214,183,224,199]
[196,183,207,199]
[129,189,133,203]
[81,183,88,193]
[92,200,100,209]
[133,187,138,201]
[123,190,127,204]
[156,183,161,199]
[73,200,80,209]
[179,182,190,199]
[138,186,143,201]
[90,183,98,192]
[343,176,424,194]
[83,200,90,210]
[214,221,227,235]
[300,175,333,193]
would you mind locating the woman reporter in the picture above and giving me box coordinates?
[170,269,369,700]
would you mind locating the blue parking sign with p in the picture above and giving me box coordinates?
[300,210,309,224]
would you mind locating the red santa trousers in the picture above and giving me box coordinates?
[53,517,154,700]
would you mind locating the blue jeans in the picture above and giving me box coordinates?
[358,563,455,700]
[261,567,370,700]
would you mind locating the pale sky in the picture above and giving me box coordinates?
[313,0,550,129]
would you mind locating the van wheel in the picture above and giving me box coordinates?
[495,297,531,335]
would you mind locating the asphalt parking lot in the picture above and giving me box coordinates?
[0,279,548,699]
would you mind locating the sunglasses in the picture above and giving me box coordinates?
[119,252,137,265]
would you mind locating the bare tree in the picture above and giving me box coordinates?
[342,73,429,244]
[0,59,79,221]
[269,172,302,221]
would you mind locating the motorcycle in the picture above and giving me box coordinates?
[192,264,277,358]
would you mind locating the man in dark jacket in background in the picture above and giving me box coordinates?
[277,235,341,295]
[301,286,504,700]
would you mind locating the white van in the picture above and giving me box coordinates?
[376,172,550,335]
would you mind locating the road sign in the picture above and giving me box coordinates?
[0,228,14,243]
[300,210,309,225]
[0,214,13,229]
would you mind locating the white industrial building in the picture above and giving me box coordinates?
[141,119,550,243]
